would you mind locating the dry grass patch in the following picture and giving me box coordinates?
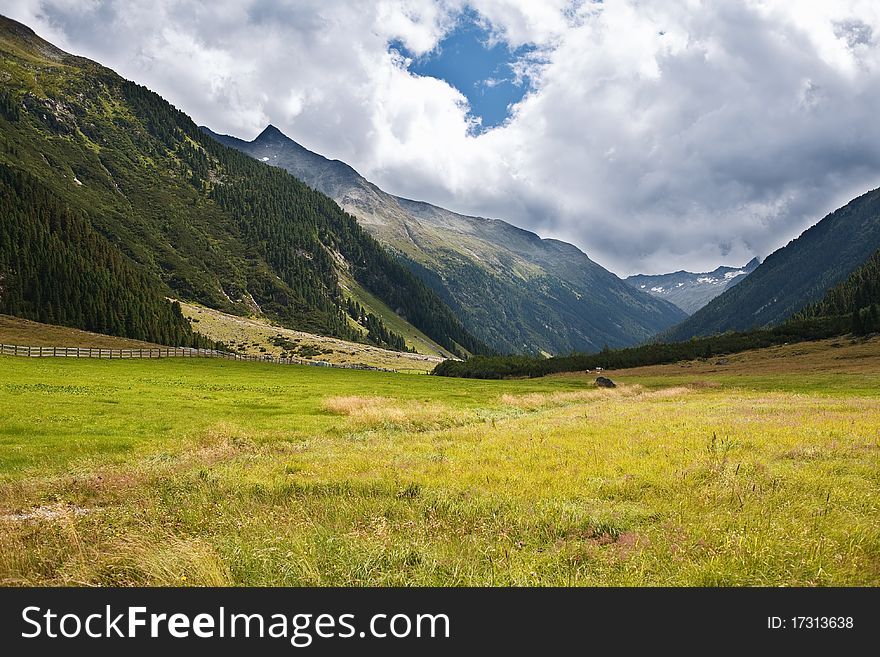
[176,301,445,371]
[322,395,459,431]
[81,533,233,586]
[501,385,656,410]
[322,396,388,415]
[642,386,694,399]
[3,528,238,587]
[0,314,158,348]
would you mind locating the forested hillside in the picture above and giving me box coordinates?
[796,248,880,334]
[0,164,206,346]
[0,15,485,355]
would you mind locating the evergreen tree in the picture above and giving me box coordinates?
[852,308,863,335]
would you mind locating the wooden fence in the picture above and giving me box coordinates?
[0,343,395,372]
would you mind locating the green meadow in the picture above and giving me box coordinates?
[1,341,879,586]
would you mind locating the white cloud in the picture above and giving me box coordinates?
[6,0,880,275]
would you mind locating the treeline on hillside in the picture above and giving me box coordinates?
[0,164,213,347]
[118,79,486,357]
[344,299,411,352]
[795,248,880,335]
[433,316,849,379]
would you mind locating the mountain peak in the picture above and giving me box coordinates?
[255,124,286,141]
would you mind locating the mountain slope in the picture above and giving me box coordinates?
[665,187,880,341]
[204,125,686,354]
[796,247,880,334]
[0,15,484,356]
[626,258,759,314]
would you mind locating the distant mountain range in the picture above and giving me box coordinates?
[204,125,686,354]
[626,258,760,315]
[0,15,485,356]
[665,187,880,341]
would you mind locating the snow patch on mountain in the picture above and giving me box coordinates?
[625,258,760,315]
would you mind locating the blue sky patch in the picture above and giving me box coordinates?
[389,11,537,132]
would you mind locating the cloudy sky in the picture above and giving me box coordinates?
[7,1,880,275]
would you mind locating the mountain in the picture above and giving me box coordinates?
[626,258,759,315]
[665,187,880,341]
[0,15,485,356]
[203,125,687,354]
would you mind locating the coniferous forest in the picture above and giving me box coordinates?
[0,163,208,346]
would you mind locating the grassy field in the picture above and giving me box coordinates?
[0,336,878,586]
[178,301,444,373]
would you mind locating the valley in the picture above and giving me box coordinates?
[0,15,485,360]
[667,188,880,340]
[207,125,686,354]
